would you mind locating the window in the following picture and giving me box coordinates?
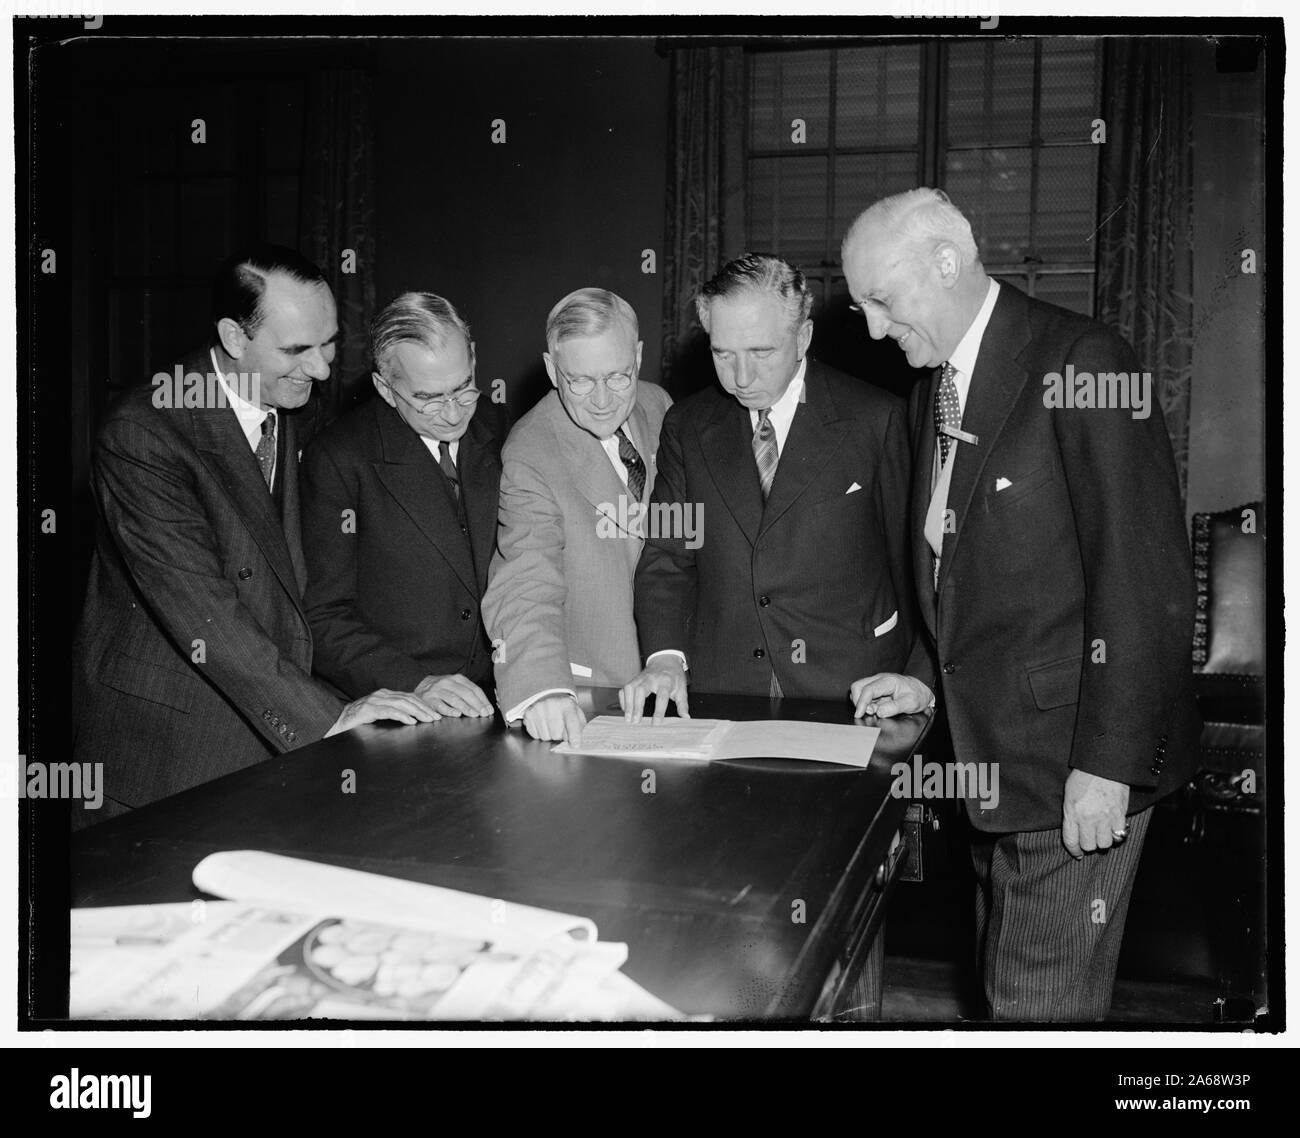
[745,38,1102,318]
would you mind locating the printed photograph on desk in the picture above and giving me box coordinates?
[14,2,1281,1067]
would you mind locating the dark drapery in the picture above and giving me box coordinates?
[1095,39,1195,501]
[660,46,746,397]
[299,69,377,420]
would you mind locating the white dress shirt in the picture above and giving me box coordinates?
[210,347,276,490]
[418,436,460,466]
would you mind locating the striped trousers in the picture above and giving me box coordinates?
[969,806,1152,1022]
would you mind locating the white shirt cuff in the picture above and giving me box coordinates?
[646,650,688,670]
[504,688,577,723]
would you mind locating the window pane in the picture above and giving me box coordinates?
[749,50,831,152]
[1039,39,1100,142]
[834,152,921,241]
[1033,272,1094,317]
[1035,146,1100,261]
[835,44,922,149]
[945,147,1032,264]
[946,40,1036,147]
[748,155,829,267]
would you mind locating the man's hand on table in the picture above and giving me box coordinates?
[620,655,691,724]
[415,673,494,718]
[522,694,587,746]
[325,689,440,737]
[850,673,934,718]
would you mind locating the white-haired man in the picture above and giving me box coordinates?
[300,292,508,717]
[483,287,672,743]
[841,187,1200,1020]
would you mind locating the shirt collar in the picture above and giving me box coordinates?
[947,278,1000,379]
[754,355,807,422]
[209,346,272,433]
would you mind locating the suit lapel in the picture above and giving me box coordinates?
[550,395,640,544]
[699,393,763,546]
[457,413,502,589]
[910,370,940,638]
[186,365,307,620]
[372,401,478,595]
[279,412,309,594]
[938,285,1034,590]
[759,363,849,537]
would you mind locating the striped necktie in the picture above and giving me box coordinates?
[753,408,778,500]
[617,428,646,501]
[438,440,460,502]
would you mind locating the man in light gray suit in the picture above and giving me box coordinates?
[483,288,672,744]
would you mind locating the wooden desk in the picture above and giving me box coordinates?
[71,689,930,1021]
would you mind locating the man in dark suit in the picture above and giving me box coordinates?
[623,253,930,719]
[300,292,503,717]
[841,188,1200,1020]
[72,245,436,819]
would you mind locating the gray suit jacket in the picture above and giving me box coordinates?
[483,382,672,714]
[72,349,343,812]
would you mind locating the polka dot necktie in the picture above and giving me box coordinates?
[934,363,961,468]
[617,428,646,501]
[256,411,276,489]
[753,408,779,501]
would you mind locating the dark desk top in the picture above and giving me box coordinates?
[71,689,930,1019]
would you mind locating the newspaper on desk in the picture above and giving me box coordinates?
[70,851,683,1021]
[553,716,881,767]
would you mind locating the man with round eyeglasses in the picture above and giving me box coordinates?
[483,287,673,745]
[300,291,509,718]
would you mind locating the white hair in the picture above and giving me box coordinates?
[842,187,980,266]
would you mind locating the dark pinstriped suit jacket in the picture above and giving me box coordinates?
[72,347,343,811]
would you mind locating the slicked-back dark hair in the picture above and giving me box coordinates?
[211,243,329,337]
[695,252,814,333]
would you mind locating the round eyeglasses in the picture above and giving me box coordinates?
[555,365,636,397]
[377,375,481,418]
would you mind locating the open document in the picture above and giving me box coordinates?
[70,851,683,1021]
[553,716,881,768]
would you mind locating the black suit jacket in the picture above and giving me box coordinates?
[299,396,505,697]
[636,360,930,699]
[71,348,344,811]
[910,283,1201,833]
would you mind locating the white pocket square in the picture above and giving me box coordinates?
[873,610,898,637]
[569,662,593,679]
[995,477,1013,491]
[846,482,862,495]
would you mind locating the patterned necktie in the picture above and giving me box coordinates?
[256,411,276,489]
[618,428,646,501]
[753,408,779,501]
[438,440,460,502]
[934,362,961,468]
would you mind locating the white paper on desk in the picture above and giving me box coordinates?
[192,851,596,950]
[554,716,880,768]
[552,717,731,758]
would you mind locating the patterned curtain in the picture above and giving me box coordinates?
[661,46,746,397]
[299,69,377,422]
[1095,39,1195,501]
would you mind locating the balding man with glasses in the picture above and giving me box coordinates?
[300,291,508,717]
[482,287,672,744]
